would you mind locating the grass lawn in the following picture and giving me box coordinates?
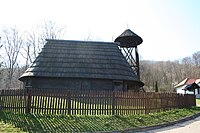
[1,107,200,132]
[0,121,25,133]
[196,99,200,106]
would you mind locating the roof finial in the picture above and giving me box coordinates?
[127,23,129,29]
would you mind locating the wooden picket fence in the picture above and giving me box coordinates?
[0,88,196,115]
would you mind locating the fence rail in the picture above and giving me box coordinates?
[0,88,196,115]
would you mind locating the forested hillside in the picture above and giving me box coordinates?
[140,51,200,92]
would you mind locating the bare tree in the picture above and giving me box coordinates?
[22,31,40,69]
[2,28,22,89]
[0,37,4,89]
[39,20,66,41]
[192,51,200,78]
[181,57,193,78]
[192,51,200,67]
[22,20,66,68]
[0,37,3,68]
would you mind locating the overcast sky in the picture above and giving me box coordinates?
[0,0,200,61]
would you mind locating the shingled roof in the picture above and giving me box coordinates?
[114,29,143,47]
[19,39,142,84]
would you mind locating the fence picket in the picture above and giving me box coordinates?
[0,89,196,115]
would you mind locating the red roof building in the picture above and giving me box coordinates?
[174,78,199,88]
[175,78,200,97]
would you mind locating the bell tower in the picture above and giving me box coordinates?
[114,29,143,79]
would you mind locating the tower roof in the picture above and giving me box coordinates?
[19,39,144,87]
[114,29,143,47]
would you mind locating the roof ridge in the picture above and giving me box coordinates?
[46,39,118,45]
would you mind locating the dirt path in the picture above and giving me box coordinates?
[141,115,200,133]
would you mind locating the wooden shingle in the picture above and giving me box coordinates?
[19,39,142,84]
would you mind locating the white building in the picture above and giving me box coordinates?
[175,78,200,98]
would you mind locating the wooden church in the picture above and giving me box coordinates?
[19,29,144,91]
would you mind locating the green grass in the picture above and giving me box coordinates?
[196,99,200,106]
[1,107,200,132]
[0,121,25,132]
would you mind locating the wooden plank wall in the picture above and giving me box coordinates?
[0,89,196,115]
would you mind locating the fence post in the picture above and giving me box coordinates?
[25,86,32,114]
[145,93,149,114]
[160,93,163,111]
[192,94,196,106]
[0,90,4,111]
[67,91,71,115]
[112,91,115,115]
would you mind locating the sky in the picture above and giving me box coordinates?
[0,0,200,61]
